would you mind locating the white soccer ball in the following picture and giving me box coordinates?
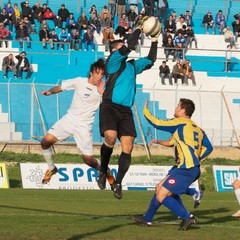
[142,17,161,36]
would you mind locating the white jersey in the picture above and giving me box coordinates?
[61,77,101,126]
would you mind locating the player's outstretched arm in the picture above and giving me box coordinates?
[40,86,62,96]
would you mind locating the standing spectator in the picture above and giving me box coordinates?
[57,4,70,28]
[100,12,112,33]
[21,1,35,25]
[143,0,154,17]
[58,27,70,50]
[182,59,196,86]
[232,19,240,43]
[49,28,59,50]
[42,3,58,28]
[32,2,43,23]
[108,0,117,19]
[39,26,53,49]
[224,26,235,47]
[128,0,139,15]
[215,10,226,35]
[225,44,232,72]
[66,13,77,33]
[15,51,32,79]
[15,21,31,48]
[2,54,17,79]
[0,8,13,32]
[171,59,184,84]
[164,15,176,35]
[186,25,197,48]
[159,60,172,85]
[115,13,129,37]
[0,21,10,48]
[83,28,95,51]
[117,0,126,19]
[202,10,215,34]
[77,12,88,36]
[157,0,169,23]
[164,37,175,61]
[102,26,115,51]
[70,28,81,50]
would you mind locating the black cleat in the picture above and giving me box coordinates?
[97,171,107,190]
[179,215,197,231]
[113,184,122,199]
[130,214,152,227]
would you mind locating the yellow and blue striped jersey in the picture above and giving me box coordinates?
[144,108,213,169]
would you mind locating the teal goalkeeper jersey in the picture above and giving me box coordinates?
[144,108,213,169]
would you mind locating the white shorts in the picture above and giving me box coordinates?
[48,114,93,155]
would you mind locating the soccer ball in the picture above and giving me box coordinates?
[142,17,161,36]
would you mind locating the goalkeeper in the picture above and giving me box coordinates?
[97,22,160,199]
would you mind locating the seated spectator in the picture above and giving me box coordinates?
[89,5,98,16]
[42,3,58,28]
[129,0,139,15]
[88,13,101,35]
[225,44,232,72]
[184,10,192,26]
[127,8,137,29]
[162,29,173,47]
[13,4,21,24]
[114,13,129,37]
[202,10,215,34]
[5,2,15,27]
[49,28,59,50]
[57,4,70,28]
[100,12,112,33]
[171,59,184,85]
[77,12,88,36]
[0,21,10,48]
[164,37,175,62]
[58,27,70,50]
[175,24,188,39]
[39,26,53,49]
[159,61,172,85]
[234,12,240,20]
[32,2,43,23]
[176,16,187,32]
[215,10,226,35]
[224,26,235,47]
[23,16,36,34]
[2,54,17,79]
[15,51,32,79]
[171,10,178,23]
[173,31,186,48]
[99,5,112,20]
[232,19,240,43]
[66,13,77,33]
[174,41,185,60]
[0,8,13,32]
[186,25,197,48]
[102,26,114,51]
[15,21,31,48]
[21,1,35,25]
[164,15,176,35]
[70,28,82,50]
[182,59,196,86]
[38,19,49,33]
[83,28,95,51]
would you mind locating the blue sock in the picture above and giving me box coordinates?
[173,195,188,213]
[162,196,190,219]
[144,194,161,222]
[185,188,196,196]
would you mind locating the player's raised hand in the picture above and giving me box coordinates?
[144,99,149,110]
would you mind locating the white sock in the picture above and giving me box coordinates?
[42,147,55,170]
[235,188,240,205]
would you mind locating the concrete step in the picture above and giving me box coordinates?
[0,113,8,122]
[0,132,22,141]
[0,122,16,132]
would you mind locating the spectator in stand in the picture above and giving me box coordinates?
[5,2,15,27]
[89,5,98,16]
[202,10,215,34]
[0,8,13,32]
[32,2,43,23]
[0,21,10,48]
[23,16,36,34]
[128,0,139,15]
[88,13,101,35]
[164,15,176,35]
[21,1,35,25]
[224,26,235,47]
[58,27,70,50]
[83,28,95,51]
[171,59,184,85]
[171,10,178,23]
[115,13,129,37]
[57,4,70,28]
[215,10,226,35]
[164,37,175,61]
[173,31,186,48]
[176,24,188,39]
[186,25,197,48]
[13,4,21,24]
[100,12,112,33]
[77,12,88,37]
[108,0,117,19]
[176,15,187,32]
[127,7,137,29]
[2,53,17,79]
[42,3,58,28]
[117,0,126,19]
[234,12,240,20]
[225,44,232,72]
[143,0,154,17]
[15,51,32,79]
[39,26,53,49]
[102,26,115,51]
[174,41,184,60]
[232,18,240,43]
[38,19,49,33]
[184,10,192,26]
[182,59,196,86]
[70,28,81,50]
[49,29,59,50]
[157,0,169,23]
[66,13,77,33]
[100,5,112,20]
[16,20,31,48]
[159,60,172,85]
[162,29,172,47]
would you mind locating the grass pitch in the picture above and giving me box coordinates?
[0,189,239,240]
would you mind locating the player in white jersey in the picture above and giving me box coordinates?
[232,167,240,218]
[40,59,115,187]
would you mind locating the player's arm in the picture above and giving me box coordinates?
[150,138,174,147]
[199,132,213,161]
[40,86,62,96]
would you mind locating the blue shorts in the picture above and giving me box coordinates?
[163,166,200,195]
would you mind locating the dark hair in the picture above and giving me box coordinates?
[89,58,105,77]
[109,39,124,53]
[180,98,195,117]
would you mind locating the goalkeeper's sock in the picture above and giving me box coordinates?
[42,147,55,170]
[162,196,190,219]
[235,188,240,205]
[144,194,161,222]
[173,195,188,213]
[185,187,196,196]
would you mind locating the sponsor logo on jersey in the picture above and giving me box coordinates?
[168,178,176,185]
[83,93,90,98]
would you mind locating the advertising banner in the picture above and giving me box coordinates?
[0,162,10,188]
[20,163,199,190]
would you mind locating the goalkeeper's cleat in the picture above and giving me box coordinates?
[232,210,240,218]
[113,183,122,199]
[193,190,203,208]
[97,171,107,190]
[130,214,152,227]
[42,166,58,184]
[107,168,115,191]
[179,215,197,231]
